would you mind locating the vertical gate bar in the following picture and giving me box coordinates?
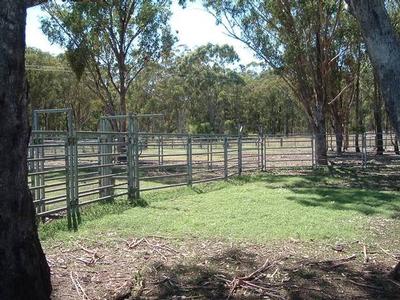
[127,115,135,201]
[362,132,367,168]
[32,112,40,215]
[73,133,80,224]
[64,136,72,230]
[238,134,242,176]
[224,136,228,179]
[98,120,104,199]
[207,138,210,170]
[67,111,78,230]
[260,130,265,171]
[133,117,140,199]
[210,138,213,170]
[158,134,161,166]
[187,135,192,186]
[311,135,315,169]
[160,135,164,166]
[257,135,261,170]
[264,134,267,171]
[38,131,45,218]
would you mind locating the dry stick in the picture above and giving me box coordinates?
[363,244,369,263]
[270,268,279,279]
[70,271,90,300]
[225,260,281,299]
[70,271,81,297]
[75,273,90,300]
[239,259,271,280]
[77,243,97,255]
[127,238,144,249]
[388,279,400,288]
[348,279,383,291]
[227,278,239,299]
[378,245,398,260]
[152,243,179,254]
[311,254,357,266]
[146,241,168,261]
[243,281,284,300]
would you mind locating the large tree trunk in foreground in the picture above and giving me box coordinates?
[0,1,52,299]
[346,0,400,138]
[346,0,400,280]
[373,73,384,155]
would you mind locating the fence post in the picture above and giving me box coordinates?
[311,134,315,169]
[158,134,161,166]
[264,134,267,170]
[207,138,211,170]
[362,132,367,168]
[238,134,242,176]
[224,136,228,179]
[210,138,213,170]
[187,135,192,186]
[127,115,135,201]
[133,116,140,200]
[99,119,113,201]
[66,111,79,230]
[259,129,264,171]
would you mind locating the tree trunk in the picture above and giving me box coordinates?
[373,72,384,155]
[347,0,400,278]
[344,123,349,151]
[332,116,344,155]
[355,73,361,152]
[0,1,52,299]
[347,0,400,138]
[313,108,328,165]
[394,136,400,155]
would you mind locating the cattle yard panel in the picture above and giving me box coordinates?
[28,111,399,229]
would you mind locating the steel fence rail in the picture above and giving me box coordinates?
[27,110,400,230]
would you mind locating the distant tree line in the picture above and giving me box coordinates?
[27,43,395,144]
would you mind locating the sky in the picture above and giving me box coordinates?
[26,1,258,65]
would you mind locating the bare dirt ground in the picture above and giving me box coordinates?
[47,236,400,300]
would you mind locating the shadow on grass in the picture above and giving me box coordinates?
[231,167,400,218]
[139,246,399,299]
[39,198,133,240]
[286,188,399,217]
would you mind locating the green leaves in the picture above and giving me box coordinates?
[41,0,175,118]
[65,42,89,80]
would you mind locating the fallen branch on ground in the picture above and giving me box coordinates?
[70,271,90,299]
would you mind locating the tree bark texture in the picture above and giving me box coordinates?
[0,1,52,299]
[347,0,400,137]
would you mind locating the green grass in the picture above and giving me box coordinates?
[40,170,400,245]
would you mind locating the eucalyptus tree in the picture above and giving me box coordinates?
[42,0,175,130]
[203,0,354,163]
[342,0,400,278]
[346,0,400,139]
[26,47,102,130]
[242,72,307,134]
[176,44,243,133]
[0,1,53,299]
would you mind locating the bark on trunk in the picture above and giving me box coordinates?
[394,136,400,155]
[373,72,384,155]
[313,109,328,165]
[0,1,52,299]
[332,116,344,155]
[347,0,400,137]
[354,77,361,153]
[347,1,400,278]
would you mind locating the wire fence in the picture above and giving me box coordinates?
[28,110,400,229]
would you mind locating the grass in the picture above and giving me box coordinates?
[40,168,400,246]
